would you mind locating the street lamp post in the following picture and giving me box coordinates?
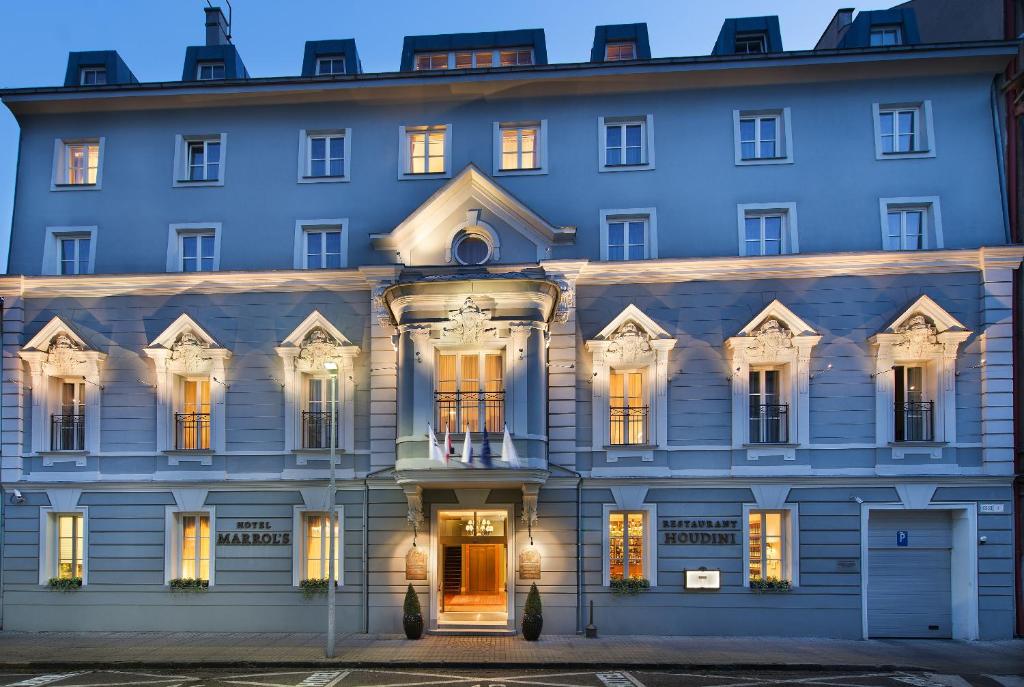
[324,360,339,658]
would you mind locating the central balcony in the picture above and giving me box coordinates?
[435,390,505,434]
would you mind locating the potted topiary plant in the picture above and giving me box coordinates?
[403,583,423,639]
[522,582,543,640]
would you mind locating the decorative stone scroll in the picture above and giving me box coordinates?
[443,297,495,344]
[295,327,346,373]
[745,318,794,360]
[169,330,212,374]
[606,322,654,366]
[893,314,942,358]
[45,333,89,377]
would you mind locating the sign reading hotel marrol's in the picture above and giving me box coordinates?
[217,521,291,545]
[661,519,739,545]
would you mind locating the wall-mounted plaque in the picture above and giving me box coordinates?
[684,568,721,590]
[519,547,542,579]
[405,546,427,580]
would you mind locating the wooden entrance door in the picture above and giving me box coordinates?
[466,544,498,593]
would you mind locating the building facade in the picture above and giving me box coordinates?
[0,6,1021,638]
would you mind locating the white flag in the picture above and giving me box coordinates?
[502,424,521,468]
[460,424,473,464]
[443,426,452,463]
[427,424,444,464]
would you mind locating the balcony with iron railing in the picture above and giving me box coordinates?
[50,414,85,451]
[749,403,789,444]
[895,400,934,442]
[434,390,505,434]
[301,410,338,449]
[609,405,649,446]
[175,412,211,450]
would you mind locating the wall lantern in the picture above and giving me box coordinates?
[684,567,721,590]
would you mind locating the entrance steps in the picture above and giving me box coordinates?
[429,624,517,636]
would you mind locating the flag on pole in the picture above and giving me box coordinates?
[502,424,521,468]
[443,426,452,464]
[427,423,444,464]
[480,426,493,468]
[460,423,473,464]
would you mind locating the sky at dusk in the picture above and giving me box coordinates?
[0,0,897,271]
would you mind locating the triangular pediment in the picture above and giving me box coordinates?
[737,300,816,337]
[879,295,966,335]
[592,304,672,342]
[146,313,223,351]
[370,164,575,262]
[21,316,93,353]
[280,310,355,349]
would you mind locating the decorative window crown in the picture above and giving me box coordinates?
[170,330,212,373]
[893,314,941,357]
[443,297,495,344]
[295,327,346,373]
[45,333,88,376]
[746,318,794,359]
[606,321,654,365]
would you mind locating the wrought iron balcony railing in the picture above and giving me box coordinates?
[301,410,338,449]
[609,405,649,446]
[434,390,505,434]
[895,400,934,442]
[749,403,789,444]
[50,414,85,451]
[175,412,211,450]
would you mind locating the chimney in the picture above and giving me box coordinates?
[836,8,854,29]
[205,6,230,46]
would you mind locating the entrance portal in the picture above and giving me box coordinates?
[437,509,509,626]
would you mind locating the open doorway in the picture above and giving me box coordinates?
[436,509,509,626]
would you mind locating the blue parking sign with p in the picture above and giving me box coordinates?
[896,530,908,547]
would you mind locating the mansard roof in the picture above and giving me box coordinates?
[400,29,548,71]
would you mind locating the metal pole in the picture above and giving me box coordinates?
[326,365,338,657]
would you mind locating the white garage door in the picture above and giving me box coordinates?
[867,510,952,638]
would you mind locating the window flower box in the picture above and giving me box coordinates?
[299,577,336,599]
[749,576,792,593]
[610,577,650,595]
[47,576,83,592]
[169,577,209,592]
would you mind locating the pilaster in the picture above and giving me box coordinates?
[979,265,1015,469]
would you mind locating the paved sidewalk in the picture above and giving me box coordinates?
[0,632,1021,673]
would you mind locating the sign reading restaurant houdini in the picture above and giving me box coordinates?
[217,521,291,545]
[660,519,738,545]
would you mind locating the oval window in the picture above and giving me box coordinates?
[454,234,491,265]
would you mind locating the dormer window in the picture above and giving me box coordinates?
[196,61,226,80]
[605,42,636,61]
[79,67,106,85]
[499,48,533,66]
[414,52,449,71]
[455,50,493,69]
[870,25,903,46]
[315,55,346,75]
[735,32,767,54]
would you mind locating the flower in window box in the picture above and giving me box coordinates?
[749,576,792,592]
[299,577,335,599]
[169,577,209,592]
[609,576,650,595]
[47,576,83,592]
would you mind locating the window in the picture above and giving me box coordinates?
[306,132,345,178]
[872,101,934,159]
[305,227,343,269]
[870,26,903,46]
[879,198,942,250]
[54,234,91,275]
[173,134,226,187]
[414,52,449,70]
[187,140,221,181]
[53,380,86,451]
[435,351,504,433]
[400,125,450,178]
[605,42,636,61]
[180,233,216,272]
[55,513,85,579]
[733,108,792,165]
[302,377,337,449]
[303,513,341,580]
[600,209,657,261]
[735,32,767,54]
[749,369,787,443]
[79,67,106,85]
[52,139,103,189]
[196,62,226,80]
[43,227,97,275]
[609,371,646,445]
[499,48,533,66]
[315,55,346,75]
[179,514,210,580]
[499,125,538,171]
[748,511,785,582]
[451,231,493,265]
[455,50,493,69]
[893,365,933,442]
[608,511,645,581]
[737,204,799,256]
[598,115,654,171]
[177,379,211,450]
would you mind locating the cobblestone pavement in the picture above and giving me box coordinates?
[0,633,1020,675]
[0,668,1021,687]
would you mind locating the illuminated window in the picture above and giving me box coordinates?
[499,125,538,170]
[79,67,106,85]
[63,142,99,185]
[735,32,767,54]
[870,26,903,46]
[608,511,645,580]
[56,513,84,580]
[435,351,504,433]
[303,513,341,580]
[59,236,91,276]
[414,52,449,70]
[403,125,448,175]
[747,510,785,582]
[499,48,533,66]
[455,50,493,68]
[609,371,646,445]
[306,133,345,178]
[197,62,226,80]
[179,514,210,580]
[605,42,636,61]
[316,55,346,75]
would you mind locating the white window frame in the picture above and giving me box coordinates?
[491,120,547,176]
[398,124,452,180]
[293,218,349,270]
[742,504,799,588]
[39,506,89,585]
[733,108,793,165]
[601,501,657,587]
[172,133,227,188]
[196,61,226,80]
[869,25,903,46]
[51,137,105,191]
[164,506,216,585]
[735,32,768,53]
[872,101,935,160]
[315,55,346,75]
[878,197,943,251]
[292,506,344,586]
[598,115,654,172]
[79,67,106,85]
[736,203,799,256]
[297,129,351,183]
[599,208,658,261]
[167,222,222,273]
[605,42,637,61]
[42,226,97,276]
[414,52,451,70]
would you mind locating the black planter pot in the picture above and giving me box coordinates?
[522,615,543,641]
[403,615,424,639]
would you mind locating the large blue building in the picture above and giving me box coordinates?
[0,5,1021,638]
